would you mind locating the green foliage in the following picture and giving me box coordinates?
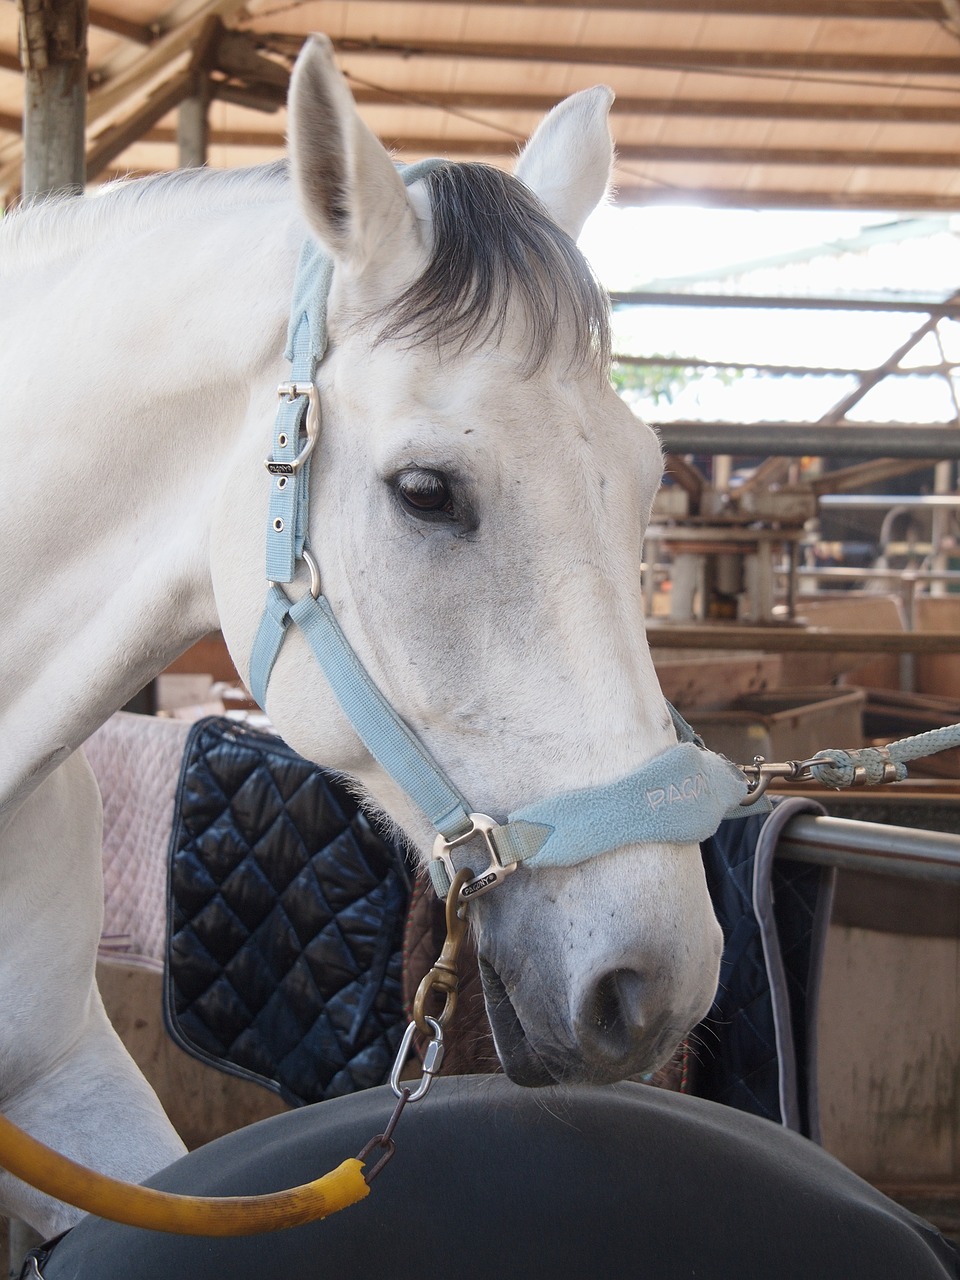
[611,358,743,406]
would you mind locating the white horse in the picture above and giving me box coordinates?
[0,37,724,1236]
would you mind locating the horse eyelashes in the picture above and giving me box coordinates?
[393,468,457,519]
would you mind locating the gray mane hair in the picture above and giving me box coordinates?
[381,162,613,375]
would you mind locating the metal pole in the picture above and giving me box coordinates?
[778,814,960,885]
[18,0,88,201]
[654,423,960,459]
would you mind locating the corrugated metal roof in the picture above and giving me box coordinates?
[4,0,960,208]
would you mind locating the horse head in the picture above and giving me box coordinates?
[214,37,725,1086]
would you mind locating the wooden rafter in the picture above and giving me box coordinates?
[329,0,948,14]
[614,186,960,209]
[0,0,249,194]
[85,70,194,179]
[128,129,960,171]
[347,88,960,127]
[209,79,960,128]
[253,35,960,78]
[87,7,154,45]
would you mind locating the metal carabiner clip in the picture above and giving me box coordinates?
[389,1016,444,1103]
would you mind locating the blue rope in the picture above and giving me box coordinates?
[807,721,960,788]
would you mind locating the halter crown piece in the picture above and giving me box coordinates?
[248,162,760,903]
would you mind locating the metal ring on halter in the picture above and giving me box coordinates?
[264,382,320,475]
[268,547,321,600]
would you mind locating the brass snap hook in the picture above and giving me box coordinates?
[413,867,471,1035]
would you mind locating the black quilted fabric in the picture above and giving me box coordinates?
[164,718,412,1105]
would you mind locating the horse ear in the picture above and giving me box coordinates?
[287,35,418,274]
[514,86,615,241]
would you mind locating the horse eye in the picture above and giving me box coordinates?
[394,469,456,518]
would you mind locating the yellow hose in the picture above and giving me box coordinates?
[0,1113,369,1236]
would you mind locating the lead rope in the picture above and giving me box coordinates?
[5,871,471,1242]
[740,720,960,803]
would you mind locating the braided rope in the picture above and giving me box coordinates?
[808,720,960,788]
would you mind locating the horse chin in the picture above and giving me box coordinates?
[478,955,689,1088]
[478,958,560,1087]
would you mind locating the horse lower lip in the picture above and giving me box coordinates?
[478,958,559,1087]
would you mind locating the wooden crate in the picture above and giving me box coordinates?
[690,686,865,763]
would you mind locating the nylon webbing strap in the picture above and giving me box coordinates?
[249,585,294,711]
[265,383,308,583]
[253,588,474,842]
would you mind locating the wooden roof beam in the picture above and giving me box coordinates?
[132,129,960,171]
[273,35,960,77]
[88,7,155,45]
[0,0,247,194]
[344,87,960,126]
[339,0,947,15]
[614,186,960,209]
[85,69,195,179]
[211,79,960,128]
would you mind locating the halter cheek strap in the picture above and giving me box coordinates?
[249,160,761,903]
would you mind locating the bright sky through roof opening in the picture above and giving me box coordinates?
[579,206,893,291]
[578,205,960,426]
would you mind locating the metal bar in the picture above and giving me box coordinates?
[819,494,960,508]
[646,626,960,652]
[611,291,960,316]
[788,567,960,583]
[821,295,959,424]
[615,355,958,378]
[778,814,960,885]
[653,422,960,457]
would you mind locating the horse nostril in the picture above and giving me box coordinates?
[589,968,646,1045]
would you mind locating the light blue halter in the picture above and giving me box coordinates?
[249,162,756,902]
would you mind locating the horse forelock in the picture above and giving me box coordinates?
[381,162,612,375]
[0,162,290,278]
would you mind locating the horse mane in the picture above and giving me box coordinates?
[0,162,289,278]
[383,162,612,374]
[1,158,611,374]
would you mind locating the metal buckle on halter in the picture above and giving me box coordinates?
[433,813,517,902]
[264,382,320,475]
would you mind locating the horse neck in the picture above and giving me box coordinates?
[0,197,300,818]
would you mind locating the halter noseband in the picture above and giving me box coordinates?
[249,162,756,903]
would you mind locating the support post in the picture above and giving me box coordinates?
[18,0,88,201]
[177,74,210,168]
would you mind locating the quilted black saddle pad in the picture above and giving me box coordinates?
[164,717,411,1105]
